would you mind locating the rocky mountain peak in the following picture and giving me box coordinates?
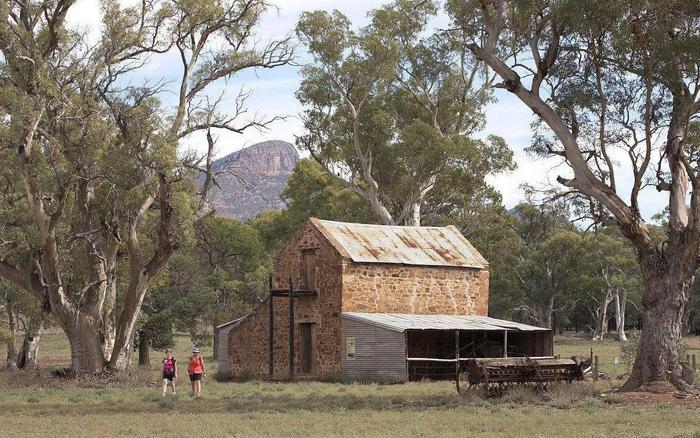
[205,140,299,220]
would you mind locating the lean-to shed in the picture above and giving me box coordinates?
[340,313,552,382]
[215,318,243,377]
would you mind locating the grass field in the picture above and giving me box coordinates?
[1,330,700,437]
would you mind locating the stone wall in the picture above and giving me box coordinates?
[227,219,491,380]
[228,221,344,380]
[341,263,489,315]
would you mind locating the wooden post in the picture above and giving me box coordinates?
[472,332,476,358]
[593,355,599,382]
[268,275,274,380]
[288,276,295,380]
[503,330,508,358]
[692,354,696,372]
[454,330,460,393]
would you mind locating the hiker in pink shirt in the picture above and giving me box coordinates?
[161,349,178,396]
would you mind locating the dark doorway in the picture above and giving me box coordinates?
[300,323,315,374]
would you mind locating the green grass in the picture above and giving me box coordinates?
[1,331,700,437]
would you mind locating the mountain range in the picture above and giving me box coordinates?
[204,140,299,220]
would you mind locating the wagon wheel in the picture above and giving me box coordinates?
[455,364,470,395]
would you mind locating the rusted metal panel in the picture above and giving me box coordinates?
[342,312,550,333]
[341,316,407,382]
[313,219,488,269]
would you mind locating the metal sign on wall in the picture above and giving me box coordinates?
[346,337,356,360]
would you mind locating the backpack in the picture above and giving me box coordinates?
[163,357,175,373]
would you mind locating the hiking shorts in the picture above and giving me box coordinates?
[163,372,175,381]
[189,373,202,382]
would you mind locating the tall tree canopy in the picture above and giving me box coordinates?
[295,0,514,226]
[451,0,700,391]
[139,214,266,365]
[485,202,642,339]
[251,158,378,253]
[0,0,291,372]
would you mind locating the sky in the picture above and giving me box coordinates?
[66,0,668,220]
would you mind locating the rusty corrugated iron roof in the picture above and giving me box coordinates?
[342,313,549,332]
[311,219,488,269]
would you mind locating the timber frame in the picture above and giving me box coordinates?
[267,275,317,380]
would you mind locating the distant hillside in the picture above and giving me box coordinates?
[204,140,299,220]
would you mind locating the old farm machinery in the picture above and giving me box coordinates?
[456,356,590,394]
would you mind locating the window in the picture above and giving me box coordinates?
[302,250,316,290]
[300,323,315,374]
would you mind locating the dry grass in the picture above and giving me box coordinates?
[1,331,700,437]
[3,405,700,438]
[554,332,700,381]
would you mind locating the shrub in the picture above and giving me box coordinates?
[621,331,689,370]
[497,386,541,404]
[619,331,640,369]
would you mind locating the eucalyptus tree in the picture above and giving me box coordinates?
[451,0,700,390]
[296,0,513,226]
[0,282,19,368]
[0,0,291,372]
[578,232,640,341]
[134,213,267,366]
[505,203,580,328]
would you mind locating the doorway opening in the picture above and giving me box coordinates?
[300,322,315,374]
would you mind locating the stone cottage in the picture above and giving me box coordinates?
[223,218,551,382]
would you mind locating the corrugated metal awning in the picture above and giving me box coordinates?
[341,313,549,333]
[312,219,488,269]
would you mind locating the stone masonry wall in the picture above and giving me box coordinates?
[341,263,489,315]
[228,221,344,380]
[228,218,491,380]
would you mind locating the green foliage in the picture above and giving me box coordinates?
[485,201,643,334]
[0,0,291,370]
[296,1,514,225]
[251,159,378,253]
[487,202,574,323]
[619,331,640,369]
[141,215,266,348]
[448,0,700,385]
[620,331,689,370]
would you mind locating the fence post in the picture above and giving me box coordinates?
[593,356,599,382]
[692,354,697,372]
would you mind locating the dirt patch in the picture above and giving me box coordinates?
[618,390,700,407]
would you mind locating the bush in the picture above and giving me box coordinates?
[546,382,599,403]
[498,386,541,404]
[620,331,689,370]
[619,331,640,369]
